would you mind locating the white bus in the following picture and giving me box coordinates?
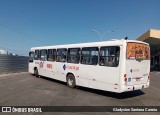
[29,39,150,93]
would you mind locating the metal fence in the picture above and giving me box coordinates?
[0,55,29,74]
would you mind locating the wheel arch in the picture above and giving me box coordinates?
[66,72,74,77]
[66,72,75,80]
[34,67,37,71]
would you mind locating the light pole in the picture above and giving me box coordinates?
[92,29,113,41]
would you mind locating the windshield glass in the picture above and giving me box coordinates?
[127,42,150,60]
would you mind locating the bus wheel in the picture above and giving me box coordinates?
[34,68,39,78]
[67,74,76,88]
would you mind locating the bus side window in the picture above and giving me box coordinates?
[100,46,120,67]
[40,49,47,61]
[34,50,40,60]
[29,51,34,62]
[67,48,80,64]
[56,48,67,62]
[48,49,56,61]
[81,47,98,65]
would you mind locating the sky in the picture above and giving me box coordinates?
[0,0,160,56]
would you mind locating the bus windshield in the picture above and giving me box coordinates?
[127,42,150,60]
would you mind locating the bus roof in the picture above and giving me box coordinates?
[30,39,149,50]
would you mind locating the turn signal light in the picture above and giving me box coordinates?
[124,74,127,82]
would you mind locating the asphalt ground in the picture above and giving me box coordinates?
[0,72,159,115]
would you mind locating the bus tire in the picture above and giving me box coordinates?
[34,68,39,78]
[67,74,76,88]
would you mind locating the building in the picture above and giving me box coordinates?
[0,49,8,55]
[137,29,160,70]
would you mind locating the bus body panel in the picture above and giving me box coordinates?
[126,60,150,85]
[29,63,34,74]
[75,64,120,92]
